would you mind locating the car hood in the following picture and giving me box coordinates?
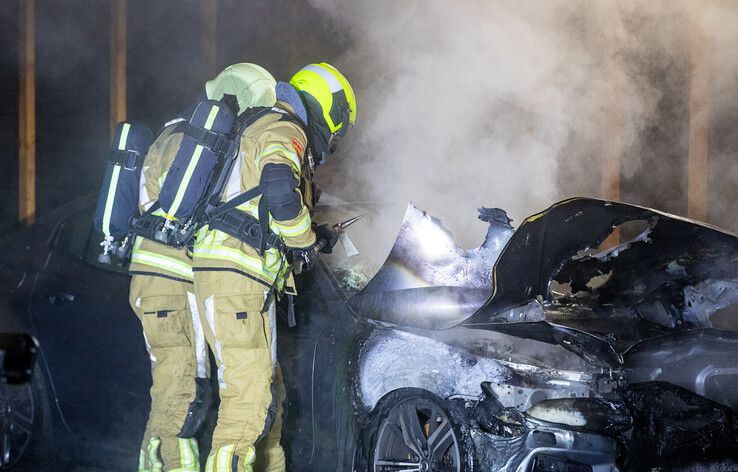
[350,198,738,357]
[349,203,512,329]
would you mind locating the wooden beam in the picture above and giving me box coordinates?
[202,0,218,78]
[110,0,127,133]
[602,54,623,205]
[602,4,625,205]
[19,0,36,225]
[687,12,709,222]
[601,3,625,246]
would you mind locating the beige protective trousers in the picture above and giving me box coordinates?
[130,274,202,472]
[194,269,286,472]
[131,273,285,472]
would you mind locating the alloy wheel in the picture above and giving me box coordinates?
[373,396,460,472]
[0,381,35,468]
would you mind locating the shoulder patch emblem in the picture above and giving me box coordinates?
[291,137,305,156]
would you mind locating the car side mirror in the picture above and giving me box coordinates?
[0,333,38,384]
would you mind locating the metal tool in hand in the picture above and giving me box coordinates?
[293,214,366,274]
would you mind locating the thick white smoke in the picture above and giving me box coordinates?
[311,0,738,258]
[313,1,649,249]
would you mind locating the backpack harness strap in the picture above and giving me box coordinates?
[206,185,286,255]
[108,149,145,171]
[173,121,236,157]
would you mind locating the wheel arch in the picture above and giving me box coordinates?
[356,328,489,413]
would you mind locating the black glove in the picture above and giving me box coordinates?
[291,246,317,272]
[313,224,339,254]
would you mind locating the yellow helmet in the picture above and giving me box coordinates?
[289,63,356,156]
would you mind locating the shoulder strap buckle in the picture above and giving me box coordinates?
[174,122,233,158]
[108,149,144,171]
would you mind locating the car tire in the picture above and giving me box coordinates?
[356,388,475,472]
[0,365,55,470]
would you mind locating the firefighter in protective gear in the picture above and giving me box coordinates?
[129,64,277,472]
[193,62,356,472]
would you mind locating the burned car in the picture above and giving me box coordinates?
[0,196,736,471]
[339,198,738,471]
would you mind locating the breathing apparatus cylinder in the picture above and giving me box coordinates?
[157,100,237,223]
[93,121,154,264]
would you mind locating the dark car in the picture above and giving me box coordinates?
[0,196,736,471]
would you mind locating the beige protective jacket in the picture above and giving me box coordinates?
[192,101,317,292]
